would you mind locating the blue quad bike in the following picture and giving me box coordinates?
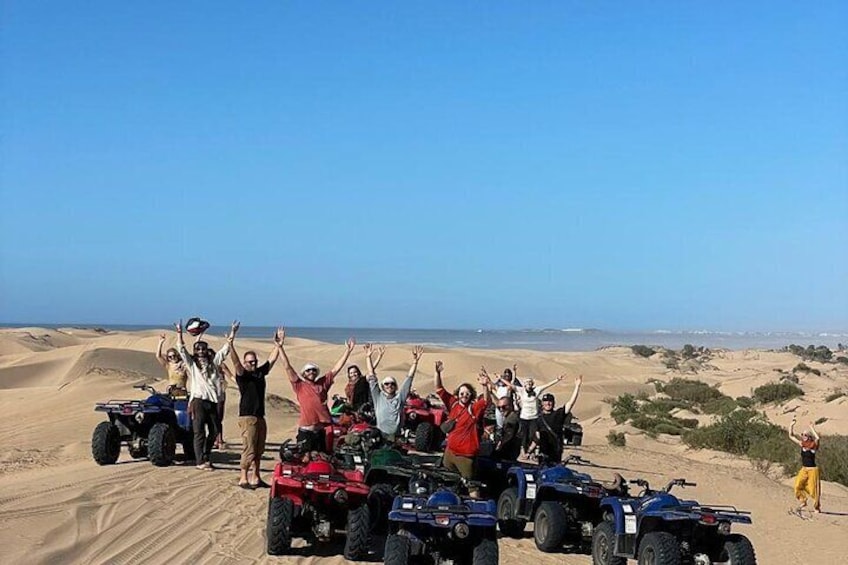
[496,454,610,553]
[91,384,193,466]
[593,478,756,565]
[384,472,499,565]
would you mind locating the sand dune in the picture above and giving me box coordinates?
[0,328,846,564]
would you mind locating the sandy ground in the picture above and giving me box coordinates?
[1,327,846,564]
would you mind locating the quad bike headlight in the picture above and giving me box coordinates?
[333,489,348,505]
[453,522,469,539]
[134,412,145,424]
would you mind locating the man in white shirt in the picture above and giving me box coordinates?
[176,319,238,470]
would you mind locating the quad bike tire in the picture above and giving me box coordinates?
[414,421,435,452]
[267,497,294,555]
[497,487,527,538]
[592,521,626,565]
[91,421,121,465]
[368,482,395,533]
[716,534,757,565]
[637,531,681,565]
[472,534,499,565]
[383,533,411,565]
[534,501,568,552]
[148,422,176,467]
[344,504,371,560]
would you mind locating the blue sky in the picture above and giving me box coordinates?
[1,2,846,332]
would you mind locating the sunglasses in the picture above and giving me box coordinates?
[383,382,397,387]
[497,405,511,410]
[245,359,258,364]
[167,355,179,360]
[305,368,319,374]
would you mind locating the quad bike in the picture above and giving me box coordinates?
[384,472,499,565]
[593,478,755,565]
[266,454,372,560]
[401,393,448,452]
[91,384,193,466]
[497,454,609,552]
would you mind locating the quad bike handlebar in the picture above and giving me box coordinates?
[628,477,697,495]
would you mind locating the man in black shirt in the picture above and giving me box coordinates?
[494,397,522,460]
[536,375,583,463]
[228,326,284,489]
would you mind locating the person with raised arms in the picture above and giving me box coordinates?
[365,344,424,441]
[228,325,284,489]
[278,331,356,452]
[175,319,238,470]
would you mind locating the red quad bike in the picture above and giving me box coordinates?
[266,455,372,559]
[402,393,448,452]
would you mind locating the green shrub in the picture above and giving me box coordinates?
[786,344,833,363]
[815,417,828,425]
[684,410,848,487]
[793,362,821,376]
[753,382,804,404]
[820,435,848,488]
[825,390,845,403]
[607,431,626,447]
[703,396,738,415]
[610,394,639,424]
[836,356,848,365]
[663,378,724,405]
[631,345,656,358]
[736,396,754,408]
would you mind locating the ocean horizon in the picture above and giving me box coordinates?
[3,323,846,353]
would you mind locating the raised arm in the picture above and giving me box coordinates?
[329,338,356,378]
[213,321,238,367]
[563,375,583,414]
[477,371,494,404]
[537,375,565,395]
[809,421,820,441]
[277,328,299,383]
[175,320,191,365]
[434,360,445,391]
[407,345,424,379]
[373,344,387,371]
[399,346,424,400]
[265,327,284,368]
[363,343,377,377]
[156,334,168,367]
[788,418,802,446]
[228,321,245,375]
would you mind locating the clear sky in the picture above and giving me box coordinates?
[1,2,846,332]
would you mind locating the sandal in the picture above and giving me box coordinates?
[239,482,255,490]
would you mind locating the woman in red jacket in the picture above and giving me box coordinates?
[434,360,492,496]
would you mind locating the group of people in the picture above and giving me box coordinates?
[154,325,826,513]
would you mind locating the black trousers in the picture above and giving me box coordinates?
[191,398,219,463]
[296,427,328,453]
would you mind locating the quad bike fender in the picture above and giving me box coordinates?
[599,499,640,557]
[269,491,305,508]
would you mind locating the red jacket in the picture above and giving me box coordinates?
[436,387,488,457]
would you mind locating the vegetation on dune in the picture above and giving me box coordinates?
[631,345,656,358]
[752,382,804,404]
[785,344,834,363]
[607,431,626,447]
[825,390,845,403]
[682,410,848,488]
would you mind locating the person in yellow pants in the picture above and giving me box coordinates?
[788,417,821,513]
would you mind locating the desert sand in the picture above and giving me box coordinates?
[0,327,846,564]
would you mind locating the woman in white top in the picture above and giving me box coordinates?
[504,375,563,455]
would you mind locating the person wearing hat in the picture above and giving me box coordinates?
[365,344,424,440]
[535,375,583,462]
[175,319,238,470]
[277,331,356,452]
[788,417,822,514]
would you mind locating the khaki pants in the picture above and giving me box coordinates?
[442,448,475,479]
[794,466,821,511]
[238,416,267,471]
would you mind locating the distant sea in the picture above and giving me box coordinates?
[4,324,846,352]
